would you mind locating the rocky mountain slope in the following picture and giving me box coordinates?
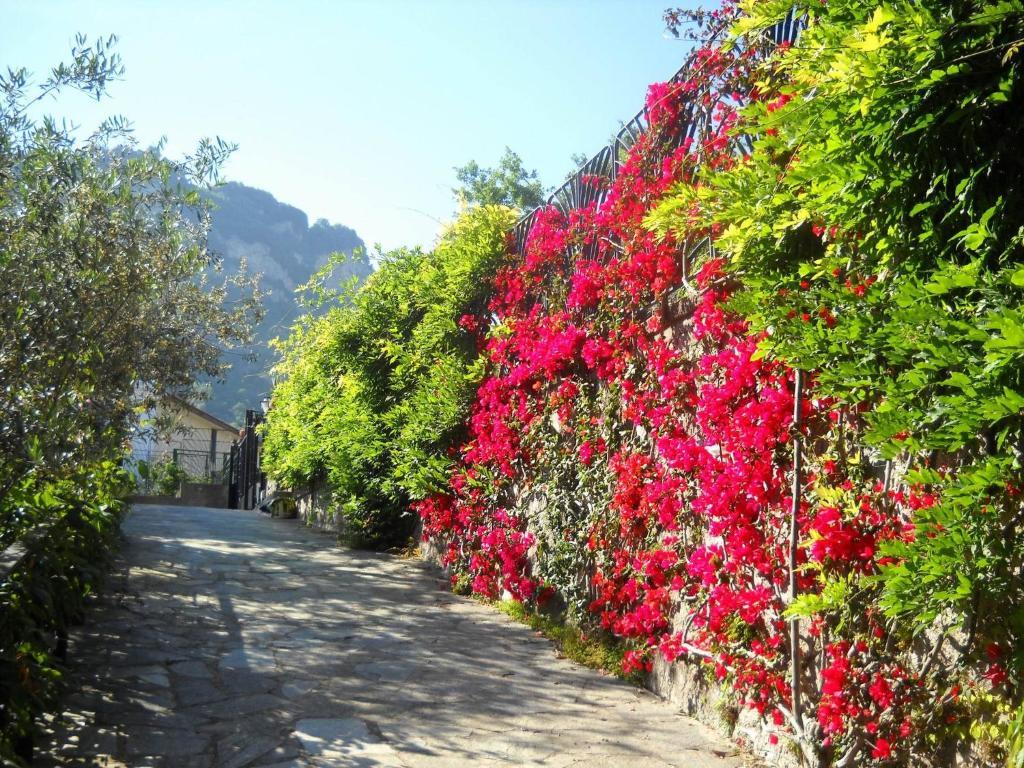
[203,182,371,424]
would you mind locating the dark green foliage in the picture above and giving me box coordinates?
[0,462,131,760]
[136,458,193,496]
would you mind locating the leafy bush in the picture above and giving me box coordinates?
[262,205,516,546]
[0,461,131,760]
[136,458,193,496]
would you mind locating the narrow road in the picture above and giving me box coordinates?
[38,504,743,767]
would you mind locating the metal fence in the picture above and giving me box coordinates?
[511,10,805,265]
[131,447,235,495]
[173,448,233,483]
[227,409,265,510]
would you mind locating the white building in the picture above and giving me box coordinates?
[130,396,240,482]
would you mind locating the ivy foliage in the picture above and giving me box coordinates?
[262,205,516,546]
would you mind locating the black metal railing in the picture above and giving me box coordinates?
[511,11,805,263]
[227,409,265,510]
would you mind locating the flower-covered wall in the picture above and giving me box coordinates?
[413,2,1024,766]
[262,1,1024,764]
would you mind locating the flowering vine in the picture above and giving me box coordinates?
[412,1,1024,766]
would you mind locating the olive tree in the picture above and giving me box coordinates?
[0,36,263,508]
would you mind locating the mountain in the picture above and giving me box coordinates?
[201,182,371,425]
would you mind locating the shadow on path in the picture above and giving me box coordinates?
[34,504,742,768]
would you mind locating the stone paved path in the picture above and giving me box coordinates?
[37,504,745,767]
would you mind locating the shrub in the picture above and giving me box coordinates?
[262,205,516,546]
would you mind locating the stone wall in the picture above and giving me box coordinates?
[127,480,230,509]
[647,655,800,767]
[293,476,343,534]
[180,482,230,508]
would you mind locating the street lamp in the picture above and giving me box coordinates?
[259,395,272,415]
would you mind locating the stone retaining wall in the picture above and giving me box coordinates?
[293,476,342,534]
[180,482,229,508]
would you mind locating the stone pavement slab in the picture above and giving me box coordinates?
[35,503,746,767]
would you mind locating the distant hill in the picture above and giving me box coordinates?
[201,182,371,425]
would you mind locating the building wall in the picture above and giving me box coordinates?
[131,403,239,480]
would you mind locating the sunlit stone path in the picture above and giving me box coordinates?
[37,503,744,767]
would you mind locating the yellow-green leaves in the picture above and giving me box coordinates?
[650,5,1024,754]
[263,206,515,544]
[865,5,897,34]
[856,4,897,53]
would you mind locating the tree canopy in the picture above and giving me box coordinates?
[453,147,546,211]
[0,35,263,506]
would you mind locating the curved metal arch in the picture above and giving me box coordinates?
[549,145,616,217]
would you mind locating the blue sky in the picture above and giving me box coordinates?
[3,1,694,252]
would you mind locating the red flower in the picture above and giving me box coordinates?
[578,441,595,466]
[984,662,1007,688]
[871,738,892,760]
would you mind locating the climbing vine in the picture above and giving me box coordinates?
[260,1,1024,763]
[416,1,1024,765]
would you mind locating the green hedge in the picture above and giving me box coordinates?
[262,205,516,546]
